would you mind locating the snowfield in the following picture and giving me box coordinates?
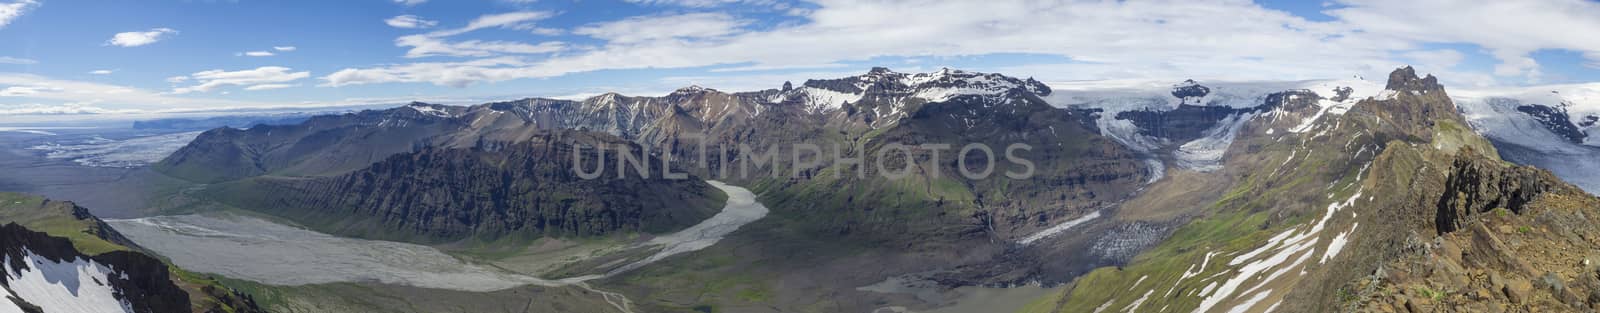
[1455,83,1600,194]
[1044,78,1382,176]
[2,249,133,313]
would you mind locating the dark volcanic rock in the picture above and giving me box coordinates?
[1386,66,1445,92]
[1116,105,1253,143]
[209,130,723,242]
[1435,148,1569,234]
[1515,103,1587,144]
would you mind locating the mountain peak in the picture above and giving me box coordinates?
[1385,66,1443,91]
[672,85,716,95]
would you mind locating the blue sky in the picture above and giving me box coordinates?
[0,0,1597,117]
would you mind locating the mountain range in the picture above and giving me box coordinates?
[7,66,1600,312]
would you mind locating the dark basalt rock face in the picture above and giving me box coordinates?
[1515,103,1587,144]
[1386,66,1445,92]
[1116,89,1319,143]
[1434,149,1569,234]
[0,223,190,313]
[1117,105,1252,143]
[211,130,722,242]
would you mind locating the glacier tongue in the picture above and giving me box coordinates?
[1045,78,1382,176]
[1175,112,1254,172]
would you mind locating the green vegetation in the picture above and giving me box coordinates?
[1414,286,1444,301]
[0,193,129,255]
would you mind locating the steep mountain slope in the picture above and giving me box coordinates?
[0,193,262,313]
[155,103,472,183]
[153,68,1146,245]
[1016,66,1600,313]
[200,130,726,243]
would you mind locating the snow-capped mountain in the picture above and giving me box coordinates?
[770,67,1052,127]
[1042,77,1384,177]
[1455,83,1600,193]
[2,248,133,313]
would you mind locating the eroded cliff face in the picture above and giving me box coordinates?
[1435,150,1569,234]
[203,130,724,243]
[1351,149,1600,312]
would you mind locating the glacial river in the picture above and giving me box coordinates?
[106,181,769,292]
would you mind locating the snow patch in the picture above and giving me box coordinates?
[2,249,132,313]
[1017,211,1102,245]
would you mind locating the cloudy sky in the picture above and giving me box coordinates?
[0,0,1597,117]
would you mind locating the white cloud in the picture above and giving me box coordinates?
[273,46,297,51]
[0,103,140,115]
[239,51,275,57]
[171,66,311,94]
[243,83,295,91]
[165,76,189,84]
[440,11,554,36]
[106,28,178,47]
[0,56,36,64]
[527,27,563,36]
[573,13,747,44]
[393,0,426,7]
[624,0,773,8]
[0,73,288,114]
[397,35,564,58]
[395,11,564,58]
[88,69,114,75]
[325,0,1600,88]
[0,85,59,96]
[385,15,438,29]
[323,57,528,87]
[0,0,37,29]
[329,1,1393,87]
[1324,0,1600,80]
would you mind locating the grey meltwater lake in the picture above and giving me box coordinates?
[105,180,770,292]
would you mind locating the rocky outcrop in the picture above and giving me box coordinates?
[1435,148,1569,233]
[1358,148,1600,312]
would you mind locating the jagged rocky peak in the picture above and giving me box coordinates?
[1170,79,1211,105]
[803,67,1051,98]
[1331,86,1355,102]
[400,101,459,118]
[1385,65,1444,92]
[671,85,718,96]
